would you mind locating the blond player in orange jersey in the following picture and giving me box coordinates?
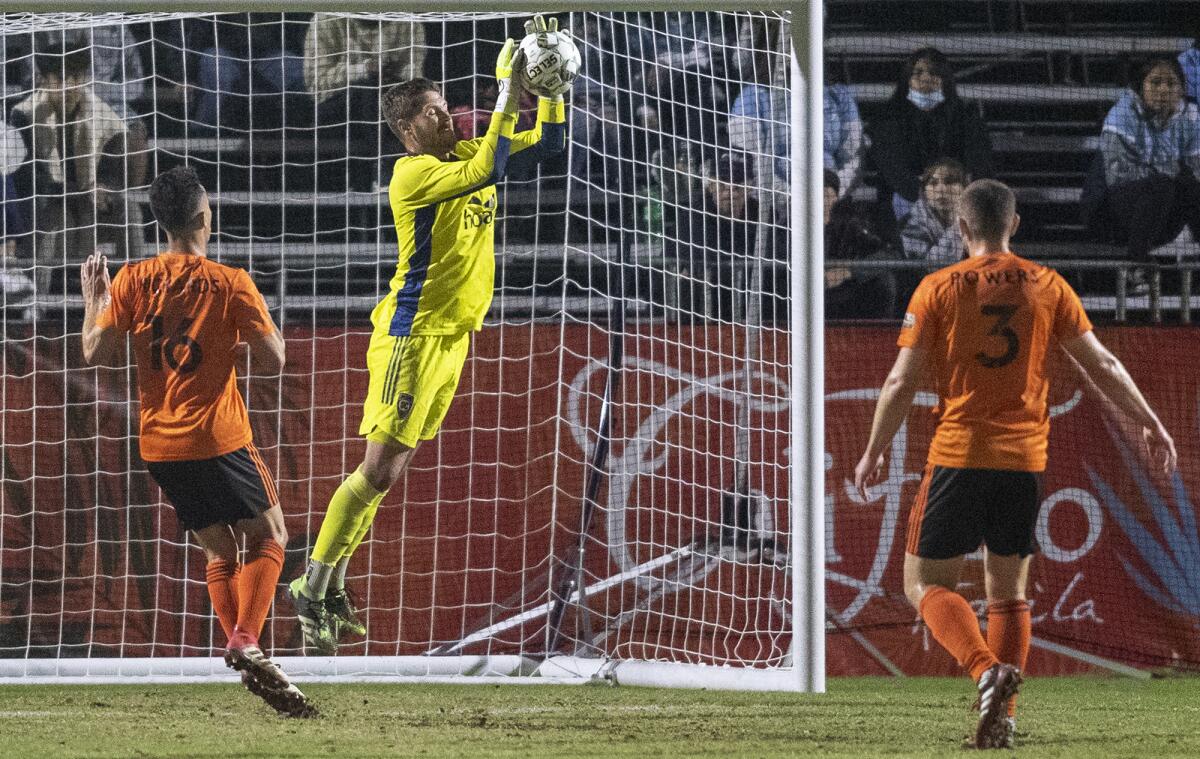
[853,179,1176,749]
[79,166,314,718]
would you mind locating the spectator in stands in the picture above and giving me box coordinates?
[1180,21,1200,104]
[673,154,787,322]
[2,118,35,316]
[868,47,993,227]
[728,54,788,199]
[24,28,147,119]
[824,84,866,201]
[1087,56,1200,282]
[9,40,148,295]
[188,14,313,130]
[824,169,896,319]
[901,158,968,266]
[304,14,426,189]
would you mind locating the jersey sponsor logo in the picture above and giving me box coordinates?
[902,312,916,329]
[463,195,496,228]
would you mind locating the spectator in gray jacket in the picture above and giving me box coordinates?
[901,158,968,266]
[1097,56,1200,267]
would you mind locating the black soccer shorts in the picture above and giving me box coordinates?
[146,445,278,532]
[905,465,1042,559]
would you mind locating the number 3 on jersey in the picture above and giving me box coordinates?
[975,304,1019,368]
[145,314,203,373]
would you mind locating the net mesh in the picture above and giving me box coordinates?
[0,10,797,673]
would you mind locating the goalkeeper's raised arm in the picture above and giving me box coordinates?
[505,14,572,174]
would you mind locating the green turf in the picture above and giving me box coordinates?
[0,676,1197,758]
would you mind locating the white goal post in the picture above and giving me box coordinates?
[0,2,824,691]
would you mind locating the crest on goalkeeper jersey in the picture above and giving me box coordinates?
[518,32,580,98]
[396,393,414,422]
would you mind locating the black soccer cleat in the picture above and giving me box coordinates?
[286,577,338,654]
[974,663,1022,749]
[325,587,367,639]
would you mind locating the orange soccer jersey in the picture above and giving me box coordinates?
[897,252,1092,472]
[96,253,275,462]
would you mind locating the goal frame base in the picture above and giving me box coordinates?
[0,655,805,691]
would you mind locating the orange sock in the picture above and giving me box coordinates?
[919,586,999,681]
[236,538,285,643]
[988,599,1031,716]
[205,559,241,642]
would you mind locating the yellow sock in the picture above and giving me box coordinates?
[343,496,383,561]
[312,468,384,565]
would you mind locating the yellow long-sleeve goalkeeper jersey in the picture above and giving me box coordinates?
[372,98,567,337]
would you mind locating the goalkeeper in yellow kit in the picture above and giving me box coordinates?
[287,16,571,652]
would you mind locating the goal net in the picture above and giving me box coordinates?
[0,8,823,689]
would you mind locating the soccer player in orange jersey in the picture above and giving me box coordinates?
[79,166,315,718]
[854,179,1177,749]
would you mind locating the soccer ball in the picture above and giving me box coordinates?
[517,32,580,98]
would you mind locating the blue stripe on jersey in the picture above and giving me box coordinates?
[504,123,565,178]
[389,204,438,336]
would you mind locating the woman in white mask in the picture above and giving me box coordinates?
[868,47,994,229]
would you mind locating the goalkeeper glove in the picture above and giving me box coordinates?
[494,38,524,116]
[523,14,574,102]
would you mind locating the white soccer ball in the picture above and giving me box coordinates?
[517,32,580,98]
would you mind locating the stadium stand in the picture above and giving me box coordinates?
[4,3,1197,322]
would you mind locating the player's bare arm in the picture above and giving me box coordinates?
[240,325,286,375]
[79,252,123,366]
[854,345,928,498]
[1062,330,1177,473]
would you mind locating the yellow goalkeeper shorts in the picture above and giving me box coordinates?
[359,331,470,448]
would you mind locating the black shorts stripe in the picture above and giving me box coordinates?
[382,337,405,405]
[245,443,279,505]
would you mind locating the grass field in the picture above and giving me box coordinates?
[1,676,1197,758]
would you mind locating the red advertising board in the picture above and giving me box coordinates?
[1,325,1197,675]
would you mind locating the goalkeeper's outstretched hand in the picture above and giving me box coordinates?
[523,14,568,49]
[523,14,574,101]
[494,38,525,116]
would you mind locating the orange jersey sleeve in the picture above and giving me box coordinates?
[897,276,941,352]
[230,269,274,339]
[95,264,137,333]
[1051,272,1093,342]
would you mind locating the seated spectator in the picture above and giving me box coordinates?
[671,154,788,323]
[29,27,146,119]
[187,13,313,131]
[824,170,897,320]
[1084,56,1200,283]
[867,47,993,227]
[900,158,968,266]
[8,40,148,296]
[2,117,35,318]
[304,14,426,189]
[1180,21,1199,104]
[824,84,865,201]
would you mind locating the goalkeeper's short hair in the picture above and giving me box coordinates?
[383,78,442,139]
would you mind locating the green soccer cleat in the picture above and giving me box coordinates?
[286,577,337,655]
[325,587,367,639]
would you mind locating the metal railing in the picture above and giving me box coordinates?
[827,258,1199,324]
